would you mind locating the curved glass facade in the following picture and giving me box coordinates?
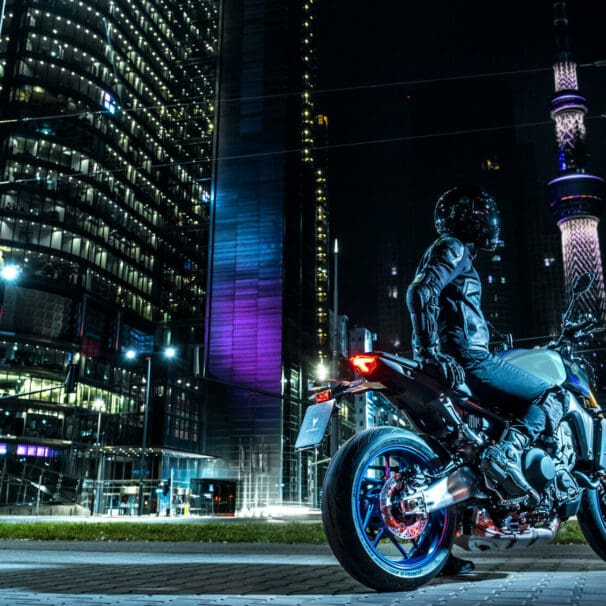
[0,0,218,511]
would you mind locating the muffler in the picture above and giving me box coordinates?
[454,511,560,552]
[401,466,481,515]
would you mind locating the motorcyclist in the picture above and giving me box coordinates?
[406,185,566,552]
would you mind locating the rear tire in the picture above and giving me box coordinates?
[577,478,606,560]
[322,427,456,591]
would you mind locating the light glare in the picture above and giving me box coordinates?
[0,264,20,282]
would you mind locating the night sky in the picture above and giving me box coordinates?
[315,1,606,337]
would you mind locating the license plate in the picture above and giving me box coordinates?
[294,400,336,451]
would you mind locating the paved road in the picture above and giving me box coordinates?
[0,541,604,605]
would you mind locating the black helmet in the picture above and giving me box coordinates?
[434,185,501,251]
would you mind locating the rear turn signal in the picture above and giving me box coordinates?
[350,354,378,375]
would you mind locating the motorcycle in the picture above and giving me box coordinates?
[295,271,606,591]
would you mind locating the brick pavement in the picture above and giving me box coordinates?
[0,541,604,605]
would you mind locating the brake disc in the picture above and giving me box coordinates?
[379,474,428,539]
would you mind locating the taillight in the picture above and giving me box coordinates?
[315,390,331,403]
[350,354,378,375]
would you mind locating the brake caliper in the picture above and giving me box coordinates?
[379,470,428,539]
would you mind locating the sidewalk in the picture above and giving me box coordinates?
[0,541,603,605]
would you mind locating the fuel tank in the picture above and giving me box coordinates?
[499,347,567,385]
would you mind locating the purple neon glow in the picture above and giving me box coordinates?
[16,444,52,457]
[551,93,586,105]
[206,191,284,394]
[0,443,6,455]
[548,174,604,186]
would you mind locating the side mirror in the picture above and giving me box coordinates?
[572,272,595,297]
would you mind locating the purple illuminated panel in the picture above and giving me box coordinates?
[206,166,284,394]
[205,139,286,485]
[17,444,53,457]
[0,443,6,455]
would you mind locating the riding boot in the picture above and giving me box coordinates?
[480,426,539,504]
[440,553,475,576]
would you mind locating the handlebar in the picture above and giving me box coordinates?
[557,313,598,347]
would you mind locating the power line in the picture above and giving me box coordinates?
[6,113,606,188]
[6,61,605,128]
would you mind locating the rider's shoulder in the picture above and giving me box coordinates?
[429,235,466,264]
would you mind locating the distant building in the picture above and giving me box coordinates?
[349,326,406,432]
[376,242,405,352]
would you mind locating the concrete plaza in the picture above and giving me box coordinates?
[0,539,604,605]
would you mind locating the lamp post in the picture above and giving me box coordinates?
[92,398,106,515]
[126,347,175,516]
[330,238,339,457]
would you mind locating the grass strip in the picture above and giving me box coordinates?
[553,519,586,544]
[0,519,587,544]
[0,521,328,543]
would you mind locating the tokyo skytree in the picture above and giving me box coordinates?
[546,2,606,321]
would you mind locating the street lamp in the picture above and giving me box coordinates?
[330,238,339,457]
[126,347,176,516]
[316,361,329,381]
[0,263,20,282]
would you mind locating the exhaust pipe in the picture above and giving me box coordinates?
[402,466,481,515]
[455,513,560,552]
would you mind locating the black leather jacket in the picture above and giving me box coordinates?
[406,235,490,358]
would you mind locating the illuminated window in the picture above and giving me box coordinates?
[102,91,117,115]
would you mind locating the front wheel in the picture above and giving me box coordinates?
[577,476,606,560]
[322,427,456,592]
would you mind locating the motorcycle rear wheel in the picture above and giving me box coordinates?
[321,427,456,592]
[577,477,606,560]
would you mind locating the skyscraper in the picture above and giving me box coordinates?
[205,0,330,509]
[0,0,218,510]
[376,241,404,352]
[547,1,606,319]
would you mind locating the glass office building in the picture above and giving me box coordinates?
[0,0,218,511]
[205,0,331,510]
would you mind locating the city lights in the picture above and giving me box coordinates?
[0,0,217,515]
[0,263,20,282]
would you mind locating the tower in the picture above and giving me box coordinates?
[546,2,606,318]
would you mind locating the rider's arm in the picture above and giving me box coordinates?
[406,236,466,358]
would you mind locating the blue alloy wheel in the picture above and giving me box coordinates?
[321,427,456,592]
